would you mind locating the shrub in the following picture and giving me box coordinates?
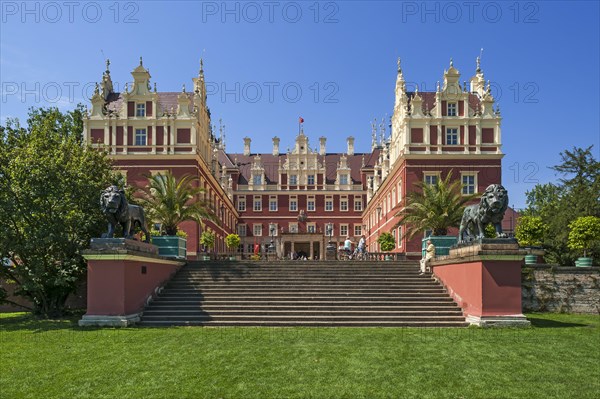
[515,216,547,247]
[568,216,600,257]
[377,232,396,252]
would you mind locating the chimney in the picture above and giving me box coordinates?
[347,136,355,156]
[319,137,327,156]
[272,136,280,156]
[243,137,251,156]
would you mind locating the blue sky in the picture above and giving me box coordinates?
[1,1,599,208]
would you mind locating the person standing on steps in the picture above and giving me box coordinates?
[420,240,435,275]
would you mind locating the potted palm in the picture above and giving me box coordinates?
[378,232,396,260]
[396,171,474,257]
[568,216,600,267]
[138,171,215,259]
[225,233,241,261]
[200,231,215,261]
[515,216,547,265]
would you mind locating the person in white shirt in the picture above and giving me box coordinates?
[420,240,435,275]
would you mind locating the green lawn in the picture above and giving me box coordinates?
[1,313,598,399]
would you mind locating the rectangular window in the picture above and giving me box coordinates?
[354,225,362,237]
[253,174,262,185]
[307,175,315,185]
[462,173,476,195]
[424,173,439,186]
[307,196,315,211]
[253,224,263,236]
[339,174,349,185]
[237,198,246,212]
[237,224,247,237]
[289,223,298,233]
[253,196,262,211]
[446,128,458,145]
[289,175,297,185]
[290,197,298,212]
[325,197,333,211]
[269,196,277,211]
[307,223,316,233]
[354,197,362,211]
[340,224,348,237]
[447,102,457,117]
[136,103,146,117]
[340,197,348,211]
[135,128,147,146]
[247,244,254,254]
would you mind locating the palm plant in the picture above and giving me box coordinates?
[396,171,475,239]
[137,171,215,236]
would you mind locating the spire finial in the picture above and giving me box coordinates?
[450,57,454,67]
[105,59,110,73]
[199,57,204,77]
[397,57,402,73]
[139,56,143,66]
[94,82,99,95]
[476,56,481,73]
[153,82,157,93]
[182,84,186,93]
[415,84,418,95]
[436,81,440,92]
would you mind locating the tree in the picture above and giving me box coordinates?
[225,234,241,252]
[524,146,600,265]
[377,232,396,252]
[200,231,216,251]
[0,107,114,317]
[396,171,475,238]
[137,171,215,236]
[568,216,600,258]
[515,216,547,247]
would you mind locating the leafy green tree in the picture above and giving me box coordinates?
[137,171,215,236]
[568,216,600,258]
[515,216,547,247]
[0,107,113,317]
[524,146,600,265]
[200,231,216,251]
[396,171,475,238]
[377,232,396,252]
[225,234,241,252]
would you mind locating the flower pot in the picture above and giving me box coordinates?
[576,257,593,267]
[385,255,393,261]
[524,254,537,265]
[151,236,186,260]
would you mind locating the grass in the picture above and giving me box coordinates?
[1,312,599,399]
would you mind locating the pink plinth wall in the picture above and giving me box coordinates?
[433,260,523,318]
[85,259,181,316]
[430,241,530,326]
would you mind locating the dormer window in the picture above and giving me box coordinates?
[340,174,349,185]
[136,103,146,117]
[447,102,457,116]
[253,175,262,185]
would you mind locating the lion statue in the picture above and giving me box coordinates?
[458,184,509,244]
[100,186,150,243]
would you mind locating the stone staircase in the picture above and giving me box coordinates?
[138,261,468,327]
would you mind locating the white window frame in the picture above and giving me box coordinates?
[289,223,298,233]
[237,224,247,237]
[135,128,147,146]
[307,196,315,212]
[325,196,333,212]
[289,196,298,212]
[253,196,262,212]
[340,224,348,237]
[424,172,440,186]
[446,127,459,145]
[289,174,298,185]
[268,223,278,237]
[237,197,246,212]
[269,196,278,212]
[339,174,349,185]
[307,174,315,185]
[307,223,316,233]
[354,225,362,236]
[253,174,262,185]
[461,172,478,196]
[447,102,457,117]
[340,196,348,212]
[354,196,362,211]
[253,224,263,236]
[136,103,146,117]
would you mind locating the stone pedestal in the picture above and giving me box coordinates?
[79,238,184,327]
[431,239,530,327]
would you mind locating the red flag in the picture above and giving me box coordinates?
[299,117,304,124]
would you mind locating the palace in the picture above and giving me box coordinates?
[83,56,503,259]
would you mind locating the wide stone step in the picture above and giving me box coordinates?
[146,304,461,311]
[138,320,469,327]
[142,309,464,317]
[140,314,467,322]
[148,299,457,307]
[166,283,440,289]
